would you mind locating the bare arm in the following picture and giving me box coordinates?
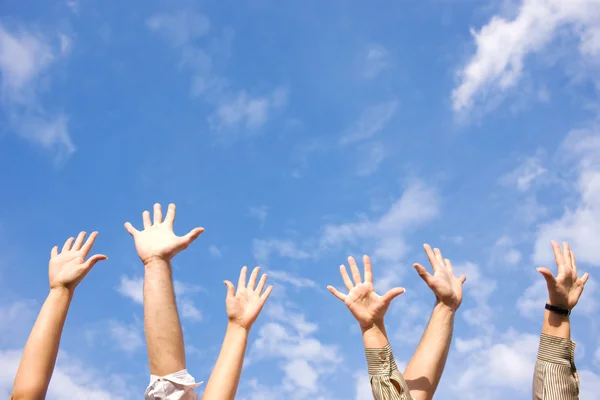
[125,203,204,376]
[203,267,273,400]
[532,241,587,400]
[403,244,466,400]
[11,232,106,399]
[144,259,186,375]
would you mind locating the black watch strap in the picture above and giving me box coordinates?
[545,303,571,316]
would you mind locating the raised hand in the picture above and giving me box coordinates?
[327,255,405,330]
[413,244,466,311]
[224,266,273,331]
[49,231,107,291]
[124,203,204,265]
[537,241,589,310]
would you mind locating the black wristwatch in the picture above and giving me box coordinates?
[545,303,571,316]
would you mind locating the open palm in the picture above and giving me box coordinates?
[537,241,589,310]
[124,203,204,264]
[225,266,273,331]
[328,255,405,329]
[49,231,107,291]
[413,244,466,311]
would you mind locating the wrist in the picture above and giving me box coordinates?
[227,321,251,335]
[49,285,75,298]
[361,321,389,348]
[143,256,171,269]
[434,299,458,314]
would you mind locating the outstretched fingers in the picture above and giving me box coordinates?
[165,203,176,226]
[73,231,87,250]
[423,244,439,272]
[237,266,248,294]
[581,272,589,285]
[260,285,273,302]
[255,273,268,294]
[537,267,557,288]
[382,287,405,304]
[153,203,163,224]
[363,255,373,283]
[248,267,260,291]
[458,274,467,284]
[124,222,139,236]
[142,210,152,229]
[182,227,205,245]
[340,265,354,291]
[51,246,59,258]
[83,254,107,273]
[81,231,99,258]
[551,240,565,275]
[62,237,75,253]
[348,256,362,285]
[413,263,433,285]
[327,285,347,302]
[224,280,235,298]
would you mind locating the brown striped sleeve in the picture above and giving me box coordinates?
[365,344,413,400]
[532,333,580,400]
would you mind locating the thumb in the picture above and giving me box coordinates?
[182,227,205,245]
[83,254,108,272]
[382,287,405,304]
[224,280,235,298]
[458,274,467,284]
[124,222,138,237]
[414,263,433,285]
[537,267,556,287]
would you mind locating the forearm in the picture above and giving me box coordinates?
[144,258,186,376]
[202,323,249,400]
[12,287,72,399]
[541,310,570,339]
[403,302,455,400]
[362,321,389,348]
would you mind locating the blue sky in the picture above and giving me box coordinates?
[1,0,600,399]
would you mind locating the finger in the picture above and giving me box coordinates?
[182,227,205,245]
[570,250,577,276]
[237,266,248,293]
[537,267,557,289]
[260,285,273,301]
[413,263,433,285]
[423,244,438,272]
[348,256,362,284]
[142,210,152,229]
[82,254,108,274]
[363,255,373,283]
[248,266,260,291]
[340,265,354,291]
[165,203,176,226]
[327,285,347,302]
[256,273,268,294]
[224,280,235,298]
[382,287,405,304]
[562,242,571,269]
[551,240,565,275]
[80,232,99,258]
[434,248,444,264]
[73,231,87,250]
[444,258,454,274]
[153,203,163,224]
[51,246,59,258]
[459,274,467,284]
[124,222,139,236]
[581,272,589,285]
[62,237,75,253]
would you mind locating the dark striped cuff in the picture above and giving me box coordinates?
[365,344,398,376]
[538,333,575,366]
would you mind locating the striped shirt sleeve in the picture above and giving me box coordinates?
[532,333,580,400]
[365,344,413,400]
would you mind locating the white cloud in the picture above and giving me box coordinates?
[0,24,74,158]
[146,12,210,47]
[452,0,600,112]
[267,270,317,289]
[339,100,398,145]
[454,262,497,330]
[320,182,439,263]
[356,142,386,176]
[363,44,390,79]
[253,239,311,265]
[179,298,203,322]
[453,331,539,399]
[116,276,144,304]
[492,235,522,266]
[0,349,132,399]
[500,154,547,191]
[248,205,269,225]
[533,128,600,267]
[0,299,37,347]
[516,278,547,318]
[354,371,373,400]
[108,320,143,354]
[208,244,222,258]
[213,87,287,130]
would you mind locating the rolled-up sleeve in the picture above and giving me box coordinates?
[365,344,413,400]
[533,334,579,400]
[144,369,203,400]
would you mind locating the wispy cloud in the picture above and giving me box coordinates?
[267,270,317,289]
[146,11,287,134]
[339,100,398,145]
[108,320,143,354]
[363,43,390,79]
[0,24,75,160]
